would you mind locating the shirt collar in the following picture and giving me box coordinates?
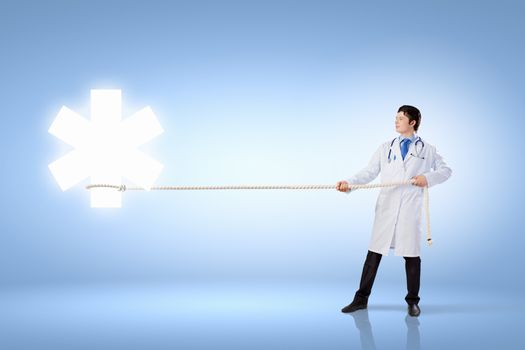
[398,133,418,143]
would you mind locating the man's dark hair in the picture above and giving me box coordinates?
[398,105,421,132]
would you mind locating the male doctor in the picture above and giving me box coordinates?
[336,105,452,317]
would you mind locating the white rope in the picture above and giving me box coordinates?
[86,180,432,246]
[423,186,432,246]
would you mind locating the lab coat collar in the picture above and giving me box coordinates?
[398,132,418,143]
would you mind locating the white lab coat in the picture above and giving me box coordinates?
[346,134,452,257]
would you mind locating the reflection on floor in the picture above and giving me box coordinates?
[350,309,420,350]
[0,283,523,350]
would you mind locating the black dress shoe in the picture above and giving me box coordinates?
[407,304,421,317]
[341,301,367,313]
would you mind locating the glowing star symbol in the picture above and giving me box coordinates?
[48,89,164,208]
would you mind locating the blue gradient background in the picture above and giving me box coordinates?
[1,0,524,349]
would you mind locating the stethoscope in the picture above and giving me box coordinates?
[387,136,425,163]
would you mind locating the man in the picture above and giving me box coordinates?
[336,105,452,317]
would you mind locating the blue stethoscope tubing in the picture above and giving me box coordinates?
[387,137,425,162]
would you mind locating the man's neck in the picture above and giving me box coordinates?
[400,131,415,138]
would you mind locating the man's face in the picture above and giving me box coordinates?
[395,112,415,134]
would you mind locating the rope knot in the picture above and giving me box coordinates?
[118,184,127,192]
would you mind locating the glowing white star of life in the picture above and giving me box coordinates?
[48,89,164,208]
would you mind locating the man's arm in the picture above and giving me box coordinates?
[344,144,382,192]
[421,146,452,187]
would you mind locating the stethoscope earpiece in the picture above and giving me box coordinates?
[409,152,425,160]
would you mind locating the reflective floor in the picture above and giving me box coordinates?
[1,283,523,350]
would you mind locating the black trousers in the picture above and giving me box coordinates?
[354,250,421,305]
